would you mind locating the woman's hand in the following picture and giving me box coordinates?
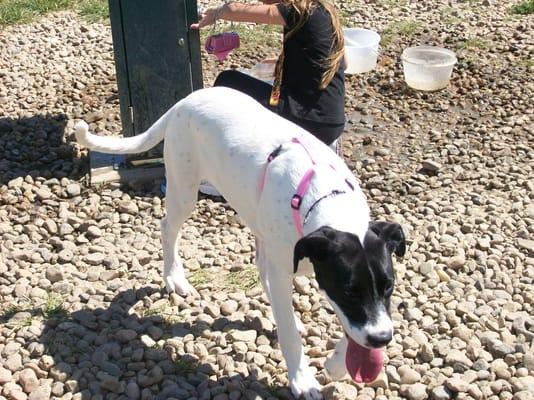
[190,5,223,29]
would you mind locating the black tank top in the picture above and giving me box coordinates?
[276,2,345,125]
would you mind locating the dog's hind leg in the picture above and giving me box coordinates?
[262,257,322,400]
[161,153,199,296]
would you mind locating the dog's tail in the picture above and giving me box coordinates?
[74,104,177,154]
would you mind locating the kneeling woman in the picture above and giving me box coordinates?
[192,0,346,148]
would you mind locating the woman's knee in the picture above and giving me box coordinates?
[214,70,243,88]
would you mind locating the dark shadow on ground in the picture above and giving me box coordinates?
[2,286,295,399]
[0,114,86,185]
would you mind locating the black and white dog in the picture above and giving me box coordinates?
[75,87,405,400]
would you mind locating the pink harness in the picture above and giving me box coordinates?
[258,136,354,237]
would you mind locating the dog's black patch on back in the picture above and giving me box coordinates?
[293,223,405,328]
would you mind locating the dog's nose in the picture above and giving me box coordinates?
[367,331,392,348]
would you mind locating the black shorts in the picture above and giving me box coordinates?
[214,70,344,146]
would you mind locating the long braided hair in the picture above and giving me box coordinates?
[282,0,344,90]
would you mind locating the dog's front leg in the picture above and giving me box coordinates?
[324,335,348,380]
[266,267,322,400]
[257,240,306,335]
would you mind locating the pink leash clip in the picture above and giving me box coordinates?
[204,32,240,61]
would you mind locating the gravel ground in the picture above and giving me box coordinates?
[0,1,533,399]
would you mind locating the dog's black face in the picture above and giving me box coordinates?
[293,222,405,348]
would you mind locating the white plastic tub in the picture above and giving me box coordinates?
[401,46,457,91]
[343,28,381,74]
[250,59,276,81]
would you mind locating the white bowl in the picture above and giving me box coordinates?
[343,28,381,74]
[401,46,457,91]
[251,60,276,81]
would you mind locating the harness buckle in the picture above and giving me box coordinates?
[291,194,302,210]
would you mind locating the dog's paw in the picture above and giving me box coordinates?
[164,269,198,297]
[324,351,347,381]
[290,368,323,400]
[324,336,348,381]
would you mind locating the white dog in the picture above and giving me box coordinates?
[75,87,405,399]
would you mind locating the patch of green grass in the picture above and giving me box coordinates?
[0,306,33,331]
[395,21,421,36]
[162,313,182,327]
[376,0,408,8]
[0,303,26,321]
[381,20,423,47]
[20,314,34,327]
[440,7,461,25]
[142,302,182,327]
[338,9,351,26]
[152,342,163,350]
[78,0,108,22]
[174,358,198,375]
[1,299,36,334]
[0,0,108,26]
[189,268,212,286]
[0,0,74,25]
[42,293,68,321]
[143,304,168,318]
[200,23,282,53]
[457,38,488,51]
[511,0,534,15]
[225,267,259,292]
[239,24,282,49]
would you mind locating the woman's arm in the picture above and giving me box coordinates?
[190,2,285,29]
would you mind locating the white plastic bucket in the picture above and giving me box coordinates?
[401,46,457,91]
[250,60,276,81]
[343,28,381,74]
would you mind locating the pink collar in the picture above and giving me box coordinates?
[259,136,354,237]
[290,166,316,236]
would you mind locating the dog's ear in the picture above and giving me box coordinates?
[293,226,338,272]
[370,222,406,257]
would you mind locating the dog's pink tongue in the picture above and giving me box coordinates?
[345,337,384,383]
